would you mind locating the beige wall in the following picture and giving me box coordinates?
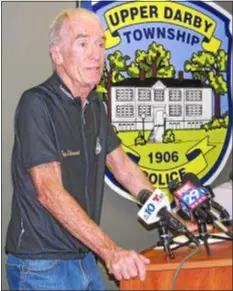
[2,1,232,290]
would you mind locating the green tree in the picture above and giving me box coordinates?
[97,63,108,101]
[97,51,129,120]
[128,50,150,80]
[127,62,140,78]
[185,50,227,117]
[147,42,175,78]
[108,50,129,83]
[127,42,175,79]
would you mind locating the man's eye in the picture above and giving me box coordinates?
[98,42,105,48]
[79,42,86,47]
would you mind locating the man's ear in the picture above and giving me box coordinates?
[49,45,63,65]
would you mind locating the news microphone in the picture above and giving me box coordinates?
[137,188,199,245]
[169,177,209,221]
[181,174,230,222]
[170,173,232,238]
[182,173,231,220]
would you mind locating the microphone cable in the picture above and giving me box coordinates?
[171,243,201,291]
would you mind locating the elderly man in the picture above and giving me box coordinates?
[5,8,153,291]
[5,7,197,291]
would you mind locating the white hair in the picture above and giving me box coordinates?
[48,7,102,47]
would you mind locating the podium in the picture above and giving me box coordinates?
[120,240,232,290]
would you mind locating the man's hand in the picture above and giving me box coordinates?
[104,246,150,281]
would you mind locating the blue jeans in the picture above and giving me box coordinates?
[6,253,105,290]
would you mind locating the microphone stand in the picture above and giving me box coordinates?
[156,220,194,259]
[156,220,175,259]
[197,218,211,256]
[196,218,232,256]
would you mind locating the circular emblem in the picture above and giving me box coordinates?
[78,0,232,202]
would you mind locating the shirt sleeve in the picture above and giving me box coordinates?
[15,91,61,170]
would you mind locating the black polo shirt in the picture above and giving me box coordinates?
[5,72,121,259]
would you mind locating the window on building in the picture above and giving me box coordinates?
[154,89,164,101]
[116,105,134,118]
[138,105,152,117]
[186,104,203,116]
[169,90,182,101]
[169,105,182,116]
[138,89,151,101]
[185,90,202,101]
[116,89,133,101]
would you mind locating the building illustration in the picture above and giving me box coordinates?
[111,72,212,142]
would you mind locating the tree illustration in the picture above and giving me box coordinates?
[128,50,151,80]
[108,50,130,83]
[97,63,108,101]
[127,42,175,79]
[127,62,140,78]
[147,42,175,78]
[97,50,129,120]
[185,49,227,118]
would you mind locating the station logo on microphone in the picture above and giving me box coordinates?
[78,0,232,202]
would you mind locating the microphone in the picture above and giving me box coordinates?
[170,173,233,238]
[168,176,209,221]
[182,173,231,222]
[181,173,230,221]
[137,188,199,245]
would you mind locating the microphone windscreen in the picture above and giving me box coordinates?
[137,189,152,205]
[168,179,179,193]
[181,172,202,186]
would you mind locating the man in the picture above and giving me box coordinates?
[5,7,197,291]
[5,8,153,291]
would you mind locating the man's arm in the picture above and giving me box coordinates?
[106,146,153,199]
[30,161,150,281]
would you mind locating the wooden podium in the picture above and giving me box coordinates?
[120,240,232,290]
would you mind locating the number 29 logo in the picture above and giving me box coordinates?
[182,189,202,207]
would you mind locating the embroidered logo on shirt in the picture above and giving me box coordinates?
[61,149,80,158]
[95,137,102,155]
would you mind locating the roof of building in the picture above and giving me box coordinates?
[111,77,210,88]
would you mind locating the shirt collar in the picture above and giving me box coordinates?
[52,71,98,103]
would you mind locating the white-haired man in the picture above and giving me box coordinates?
[5,8,153,291]
[5,7,196,291]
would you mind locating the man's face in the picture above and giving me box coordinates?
[55,14,106,91]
